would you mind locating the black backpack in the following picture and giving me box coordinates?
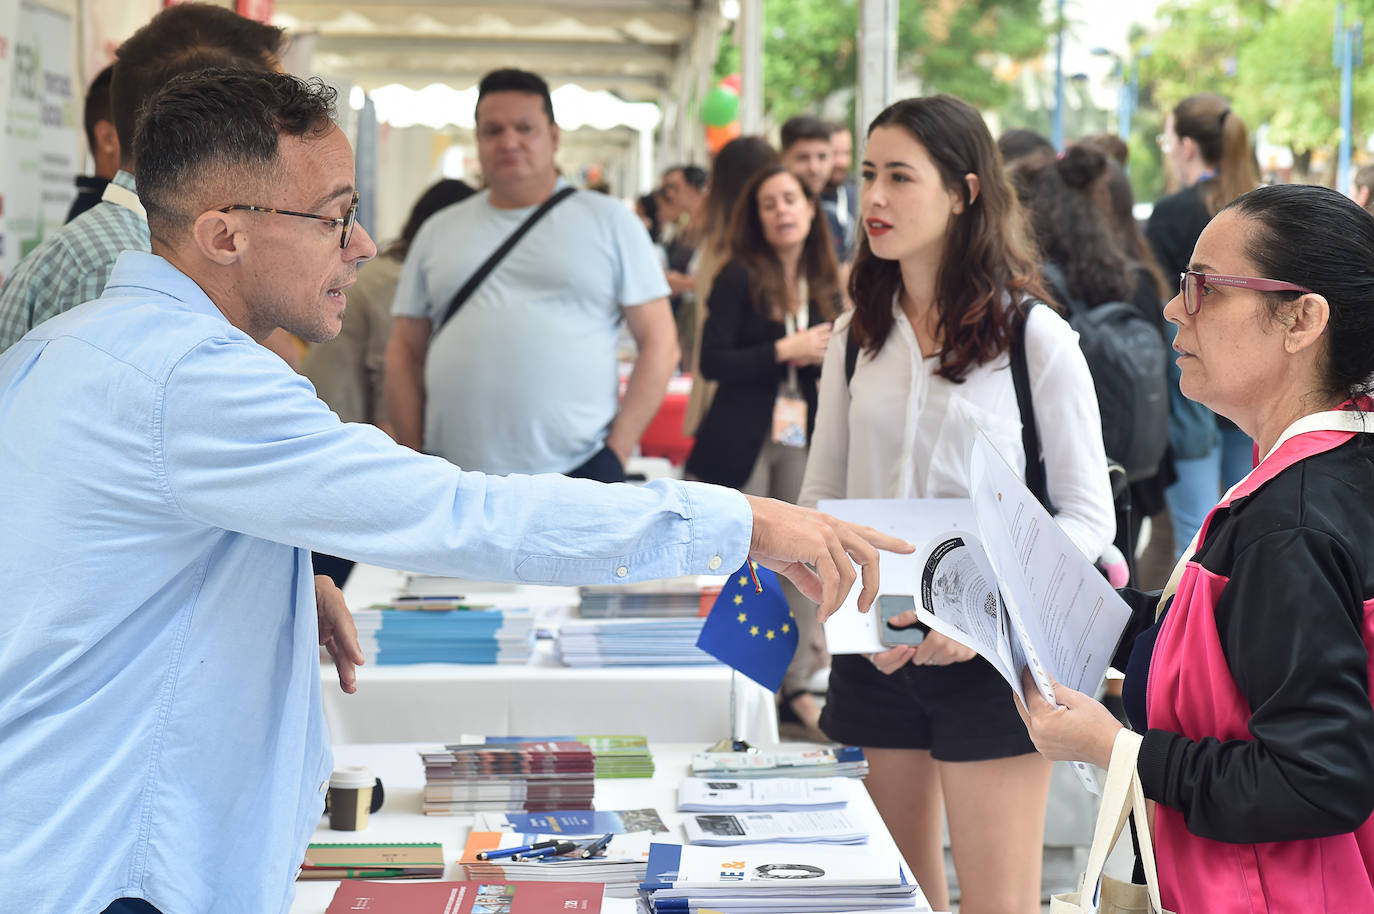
[1041,264,1170,483]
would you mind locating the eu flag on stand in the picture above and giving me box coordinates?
[695,561,798,692]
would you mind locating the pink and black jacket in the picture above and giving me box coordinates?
[1119,410,1374,912]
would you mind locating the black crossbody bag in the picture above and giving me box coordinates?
[435,186,576,332]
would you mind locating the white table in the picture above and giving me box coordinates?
[289,742,926,914]
[325,566,779,746]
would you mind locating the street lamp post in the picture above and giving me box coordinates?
[1334,2,1364,193]
[1052,0,1066,150]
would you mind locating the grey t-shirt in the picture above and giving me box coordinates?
[393,180,670,474]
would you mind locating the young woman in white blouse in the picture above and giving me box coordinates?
[799,96,1115,914]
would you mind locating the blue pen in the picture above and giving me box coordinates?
[579,833,615,859]
[514,841,578,860]
[476,840,559,861]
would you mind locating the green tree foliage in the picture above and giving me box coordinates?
[1139,0,1374,181]
[1235,0,1374,158]
[715,0,1050,124]
[910,0,1049,109]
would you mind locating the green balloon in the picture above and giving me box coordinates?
[701,86,740,127]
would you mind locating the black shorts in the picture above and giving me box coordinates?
[818,652,1036,762]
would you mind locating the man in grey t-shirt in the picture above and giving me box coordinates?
[384,68,678,480]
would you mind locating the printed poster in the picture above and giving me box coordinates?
[1,0,78,281]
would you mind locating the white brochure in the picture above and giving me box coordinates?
[819,433,1132,793]
[678,776,850,812]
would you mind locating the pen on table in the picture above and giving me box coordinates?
[477,840,560,861]
[580,833,615,859]
[514,841,578,860]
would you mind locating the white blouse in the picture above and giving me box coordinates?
[799,302,1116,560]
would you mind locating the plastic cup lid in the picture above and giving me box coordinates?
[329,765,374,789]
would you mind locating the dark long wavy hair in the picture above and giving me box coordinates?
[727,165,840,322]
[1010,144,1135,306]
[849,95,1047,382]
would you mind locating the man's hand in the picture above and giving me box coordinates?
[745,495,913,622]
[315,574,365,693]
[1013,668,1122,769]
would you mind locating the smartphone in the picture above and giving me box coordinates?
[877,594,929,647]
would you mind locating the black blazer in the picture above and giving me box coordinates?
[685,259,827,488]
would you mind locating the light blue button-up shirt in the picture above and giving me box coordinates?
[0,252,751,914]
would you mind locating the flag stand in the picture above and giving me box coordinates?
[706,669,755,752]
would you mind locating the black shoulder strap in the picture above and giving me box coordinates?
[844,330,860,387]
[437,186,576,332]
[1010,301,1055,514]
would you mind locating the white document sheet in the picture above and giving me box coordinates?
[678,776,850,812]
[816,436,1132,794]
[683,809,868,845]
[966,431,1132,792]
[816,498,979,653]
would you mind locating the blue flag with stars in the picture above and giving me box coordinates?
[696,560,798,692]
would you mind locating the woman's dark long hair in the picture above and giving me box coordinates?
[726,165,840,323]
[849,95,1047,382]
[701,136,780,249]
[386,178,474,260]
[1011,144,1135,306]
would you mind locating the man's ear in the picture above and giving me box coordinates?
[192,210,246,266]
[92,120,120,168]
[550,122,561,154]
[1283,292,1330,355]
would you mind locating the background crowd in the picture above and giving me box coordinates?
[4,4,1374,914]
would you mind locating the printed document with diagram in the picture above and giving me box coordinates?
[821,432,1132,792]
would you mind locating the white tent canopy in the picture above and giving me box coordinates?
[368,82,661,132]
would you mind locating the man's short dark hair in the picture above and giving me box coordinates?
[476,68,555,125]
[83,64,114,153]
[997,128,1055,166]
[780,116,831,151]
[668,164,708,191]
[111,3,285,155]
[134,69,336,243]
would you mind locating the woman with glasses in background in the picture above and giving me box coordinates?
[1022,184,1374,914]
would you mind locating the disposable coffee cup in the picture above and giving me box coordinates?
[328,765,375,831]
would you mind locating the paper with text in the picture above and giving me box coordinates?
[816,498,979,653]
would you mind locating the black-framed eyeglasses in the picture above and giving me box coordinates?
[219,191,359,249]
[1178,270,1313,316]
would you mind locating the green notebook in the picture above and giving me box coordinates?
[299,842,444,880]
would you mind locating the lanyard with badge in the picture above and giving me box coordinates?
[771,278,809,448]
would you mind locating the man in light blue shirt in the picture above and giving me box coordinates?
[0,71,902,914]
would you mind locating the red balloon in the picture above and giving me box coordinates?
[706,120,742,154]
[720,73,742,93]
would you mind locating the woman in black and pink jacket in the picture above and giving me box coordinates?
[1021,183,1374,913]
